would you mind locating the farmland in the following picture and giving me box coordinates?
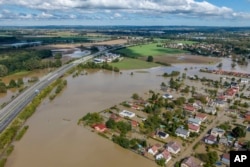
[110,58,159,70]
[115,43,187,58]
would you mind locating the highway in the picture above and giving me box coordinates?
[0,54,93,133]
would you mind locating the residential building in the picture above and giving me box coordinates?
[156,131,169,139]
[221,153,230,165]
[148,144,161,155]
[110,113,121,122]
[131,120,139,127]
[205,135,217,145]
[245,111,250,121]
[219,136,229,146]
[181,156,203,167]
[188,123,200,133]
[214,100,226,108]
[119,110,135,118]
[184,104,196,114]
[93,124,107,133]
[211,127,225,137]
[241,78,249,84]
[204,106,217,114]
[195,113,207,122]
[188,118,202,126]
[175,127,190,139]
[155,150,172,164]
[166,141,181,154]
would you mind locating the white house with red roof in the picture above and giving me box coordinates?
[195,113,207,122]
[93,124,107,133]
[156,150,172,164]
[205,135,217,145]
[181,156,203,167]
[148,144,161,156]
[188,123,200,133]
[184,104,196,114]
[166,141,181,154]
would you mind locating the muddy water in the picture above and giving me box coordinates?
[6,70,165,167]
[4,57,250,167]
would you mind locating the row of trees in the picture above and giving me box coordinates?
[79,62,120,72]
[0,78,24,93]
[0,49,62,77]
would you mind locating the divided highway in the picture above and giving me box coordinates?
[0,55,93,133]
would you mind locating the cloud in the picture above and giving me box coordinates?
[0,0,250,21]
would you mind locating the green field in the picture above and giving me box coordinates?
[111,58,159,70]
[173,40,197,44]
[115,43,186,58]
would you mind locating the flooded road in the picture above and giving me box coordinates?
[4,57,250,167]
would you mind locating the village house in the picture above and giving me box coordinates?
[156,131,169,139]
[166,141,181,154]
[192,101,203,109]
[148,144,161,156]
[195,113,207,122]
[205,135,217,145]
[211,127,225,137]
[188,118,202,126]
[93,124,107,133]
[204,106,217,115]
[221,153,230,165]
[181,156,203,167]
[219,136,230,146]
[245,111,250,121]
[214,100,226,108]
[224,88,238,98]
[155,150,172,164]
[119,110,135,118]
[131,120,139,127]
[184,104,196,114]
[241,78,249,84]
[175,127,190,139]
[188,123,200,133]
[110,113,122,122]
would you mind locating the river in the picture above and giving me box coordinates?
[4,57,250,167]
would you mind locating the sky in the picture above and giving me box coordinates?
[0,0,250,26]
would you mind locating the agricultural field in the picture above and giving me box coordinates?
[110,58,159,70]
[115,43,187,58]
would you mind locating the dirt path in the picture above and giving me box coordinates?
[169,109,227,166]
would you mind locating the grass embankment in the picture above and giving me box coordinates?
[110,58,159,70]
[15,126,29,141]
[0,78,67,165]
[115,43,186,58]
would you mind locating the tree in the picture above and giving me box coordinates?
[232,126,246,138]
[8,79,17,88]
[132,93,139,100]
[54,53,62,59]
[105,119,116,129]
[147,56,154,62]
[156,158,165,166]
[0,82,7,93]
[17,78,24,87]
[54,59,62,67]
[0,64,8,77]
[245,141,250,150]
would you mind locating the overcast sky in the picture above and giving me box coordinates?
[0,0,250,26]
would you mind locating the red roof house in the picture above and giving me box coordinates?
[131,120,139,127]
[184,104,196,114]
[93,124,107,133]
[110,113,122,122]
[188,123,200,133]
[195,113,207,122]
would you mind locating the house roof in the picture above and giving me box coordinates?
[161,150,171,159]
[158,131,168,137]
[205,135,217,142]
[93,124,107,130]
[188,124,200,131]
[182,157,202,167]
[176,127,189,136]
[211,127,225,135]
[166,141,180,152]
[195,113,207,119]
[188,118,201,124]
[131,120,138,127]
[110,113,121,121]
[184,104,196,112]
[222,153,230,160]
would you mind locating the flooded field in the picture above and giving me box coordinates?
[3,57,250,167]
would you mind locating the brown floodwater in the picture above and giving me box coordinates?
[4,57,250,167]
[5,69,166,167]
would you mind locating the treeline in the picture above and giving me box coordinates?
[78,62,120,72]
[49,80,67,101]
[0,49,62,77]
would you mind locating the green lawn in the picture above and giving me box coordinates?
[115,43,186,58]
[111,58,160,70]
